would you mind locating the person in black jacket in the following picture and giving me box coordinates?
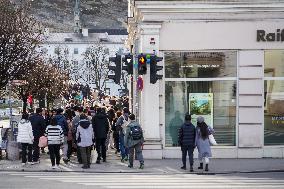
[29,108,46,163]
[92,107,109,164]
[178,114,196,172]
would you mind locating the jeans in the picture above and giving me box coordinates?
[181,145,194,167]
[119,135,128,159]
[80,146,92,167]
[21,143,33,163]
[129,142,144,166]
[32,138,40,162]
[62,136,68,159]
[95,138,106,161]
[48,144,61,166]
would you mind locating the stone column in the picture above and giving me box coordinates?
[137,23,163,159]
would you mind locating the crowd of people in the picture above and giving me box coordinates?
[16,95,145,169]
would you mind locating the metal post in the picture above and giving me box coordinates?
[8,81,13,141]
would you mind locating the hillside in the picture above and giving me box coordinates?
[25,0,128,32]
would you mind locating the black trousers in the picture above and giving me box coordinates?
[32,138,40,162]
[48,144,61,166]
[67,140,73,159]
[21,143,33,163]
[181,145,194,167]
[95,138,106,161]
[80,146,92,167]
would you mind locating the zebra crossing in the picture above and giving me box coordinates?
[7,172,284,189]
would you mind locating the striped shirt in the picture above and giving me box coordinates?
[45,125,64,145]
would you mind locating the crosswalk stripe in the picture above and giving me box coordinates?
[8,172,284,189]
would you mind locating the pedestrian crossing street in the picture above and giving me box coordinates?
[8,172,284,189]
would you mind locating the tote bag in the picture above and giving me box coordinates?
[38,136,48,148]
[209,134,217,146]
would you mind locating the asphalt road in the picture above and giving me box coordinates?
[1,171,284,189]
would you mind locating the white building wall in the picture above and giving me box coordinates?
[128,0,284,159]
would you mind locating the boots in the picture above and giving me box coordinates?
[198,163,203,169]
[205,164,209,171]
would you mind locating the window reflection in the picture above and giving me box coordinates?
[165,81,236,146]
[165,51,237,78]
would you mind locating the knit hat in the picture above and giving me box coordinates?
[197,116,204,123]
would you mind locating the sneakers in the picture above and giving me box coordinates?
[96,160,101,164]
[205,164,209,172]
[21,163,26,166]
[63,159,69,164]
[82,165,89,169]
[51,166,56,169]
[190,166,194,172]
[128,164,133,168]
[198,163,203,169]
[180,166,186,170]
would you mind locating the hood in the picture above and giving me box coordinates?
[79,119,90,129]
[20,119,29,124]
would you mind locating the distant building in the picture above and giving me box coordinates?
[41,28,128,96]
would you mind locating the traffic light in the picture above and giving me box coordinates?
[138,54,147,75]
[122,54,133,75]
[150,55,163,84]
[108,54,121,84]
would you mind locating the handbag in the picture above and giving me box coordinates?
[38,136,48,148]
[209,134,217,146]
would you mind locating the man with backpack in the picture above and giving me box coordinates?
[124,114,144,169]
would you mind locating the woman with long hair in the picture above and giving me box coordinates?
[195,116,214,172]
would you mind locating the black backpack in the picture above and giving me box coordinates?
[130,125,143,140]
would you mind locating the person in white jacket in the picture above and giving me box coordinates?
[17,112,34,165]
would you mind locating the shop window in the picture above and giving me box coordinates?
[264,50,284,145]
[165,52,237,78]
[165,81,236,146]
[164,51,237,147]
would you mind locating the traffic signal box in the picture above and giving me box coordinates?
[150,55,163,84]
[108,54,121,84]
[122,54,133,75]
[138,54,147,75]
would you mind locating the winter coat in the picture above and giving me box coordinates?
[124,120,144,148]
[29,114,46,139]
[76,119,94,147]
[92,112,109,139]
[115,114,129,136]
[178,122,196,147]
[54,114,68,136]
[17,119,34,144]
[195,126,214,159]
[45,125,64,145]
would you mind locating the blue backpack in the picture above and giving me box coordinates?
[130,125,143,140]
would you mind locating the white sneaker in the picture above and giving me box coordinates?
[55,165,60,169]
[51,166,56,169]
[27,162,34,165]
[22,163,26,166]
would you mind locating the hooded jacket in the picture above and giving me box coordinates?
[92,112,109,139]
[17,119,34,144]
[76,119,94,147]
[54,114,68,136]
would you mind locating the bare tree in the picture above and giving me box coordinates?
[82,44,109,91]
[0,0,43,88]
[14,57,70,112]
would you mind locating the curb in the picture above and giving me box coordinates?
[1,169,284,175]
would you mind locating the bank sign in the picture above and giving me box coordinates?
[257,29,284,42]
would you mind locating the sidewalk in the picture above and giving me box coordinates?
[1,150,284,174]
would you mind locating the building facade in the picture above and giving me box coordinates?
[41,29,128,96]
[127,0,284,158]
